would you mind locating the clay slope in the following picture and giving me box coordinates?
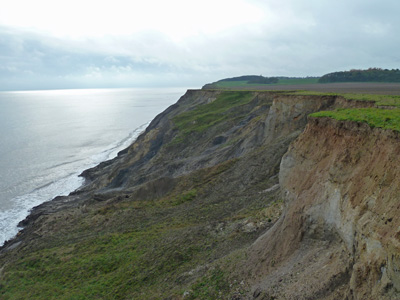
[244,116,400,299]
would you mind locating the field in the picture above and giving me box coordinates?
[211,82,400,95]
[274,77,319,85]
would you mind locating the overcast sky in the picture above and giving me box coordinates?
[1,0,400,91]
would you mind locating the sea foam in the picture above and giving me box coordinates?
[0,123,148,246]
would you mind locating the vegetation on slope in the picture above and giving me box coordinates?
[0,157,281,299]
[171,91,254,143]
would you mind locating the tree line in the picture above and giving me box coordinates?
[318,68,400,83]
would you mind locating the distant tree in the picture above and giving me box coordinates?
[319,68,400,83]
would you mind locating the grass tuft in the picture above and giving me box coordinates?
[310,108,400,132]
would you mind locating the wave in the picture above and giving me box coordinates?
[0,172,84,246]
[88,122,149,164]
[45,158,87,171]
[0,122,149,246]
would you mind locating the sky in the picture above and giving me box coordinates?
[1,0,400,91]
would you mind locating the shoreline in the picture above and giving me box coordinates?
[0,122,151,249]
[0,86,184,251]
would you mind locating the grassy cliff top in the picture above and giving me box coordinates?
[299,91,400,132]
[287,91,400,107]
[310,108,400,132]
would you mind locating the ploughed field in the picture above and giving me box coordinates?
[221,82,400,95]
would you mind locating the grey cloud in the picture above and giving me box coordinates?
[0,28,190,90]
[1,0,400,90]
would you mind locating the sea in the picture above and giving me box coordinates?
[0,87,188,246]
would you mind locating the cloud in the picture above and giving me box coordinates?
[1,0,400,90]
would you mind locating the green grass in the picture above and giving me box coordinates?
[310,108,400,132]
[288,91,400,131]
[285,91,400,107]
[187,266,230,299]
[171,189,197,206]
[0,218,211,300]
[0,158,250,300]
[171,91,254,143]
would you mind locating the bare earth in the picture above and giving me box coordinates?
[235,82,400,95]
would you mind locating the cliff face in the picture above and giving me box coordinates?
[282,117,400,298]
[0,90,398,299]
[245,116,400,299]
[67,91,342,201]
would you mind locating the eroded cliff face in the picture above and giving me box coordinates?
[283,117,400,298]
[74,91,342,195]
[245,116,400,299]
[0,90,395,299]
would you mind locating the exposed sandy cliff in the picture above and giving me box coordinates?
[244,117,400,299]
[0,90,398,299]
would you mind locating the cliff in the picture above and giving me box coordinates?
[243,117,400,299]
[0,89,398,299]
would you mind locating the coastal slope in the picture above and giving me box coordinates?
[0,89,399,299]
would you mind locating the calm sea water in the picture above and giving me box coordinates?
[0,87,187,245]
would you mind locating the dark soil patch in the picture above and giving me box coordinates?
[226,82,400,95]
